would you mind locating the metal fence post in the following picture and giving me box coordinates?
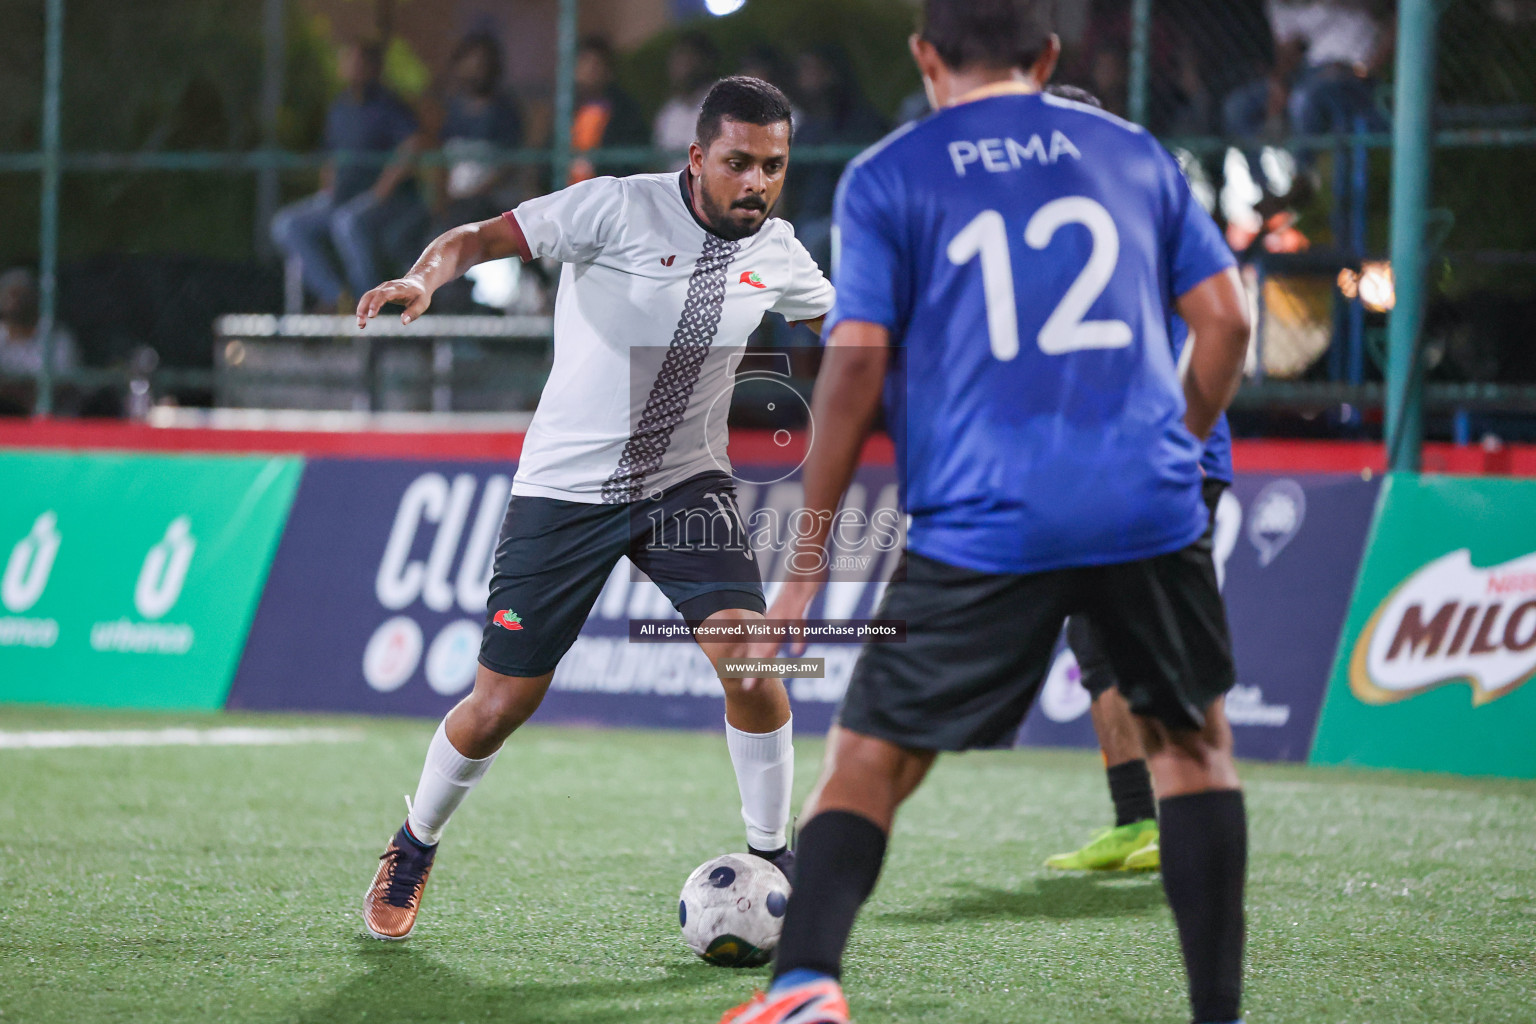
[550,0,578,188]
[1386,0,1439,472]
[35,0,65,417]
[1127,0,1152,126]
[255,0,286,261]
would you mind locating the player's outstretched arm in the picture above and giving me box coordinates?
[356,215,524,328]
[1176,266,1251,439]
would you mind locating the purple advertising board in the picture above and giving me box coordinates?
[228,459,902,736]
[1015,473,1381,761]
[231,460,1375,761]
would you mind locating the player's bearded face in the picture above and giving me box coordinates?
[690,119,790,241]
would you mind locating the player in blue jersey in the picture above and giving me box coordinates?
[720,4,1252,1024]
[1037,85,1240,876]
[1048,316,1238,874]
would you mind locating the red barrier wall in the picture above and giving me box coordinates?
[2,418,1534,476]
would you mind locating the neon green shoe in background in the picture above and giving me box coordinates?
[1121,839,1160,871]
[1044,820,1157,871]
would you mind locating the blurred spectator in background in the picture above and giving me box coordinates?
[0,268,78,415]
[736,43,794,98]
[569,35,647,183]
[423,32,527,314]
[1087,44,1131,119]
[787,44,885,270]
[1070,0,1184,125]
[1224,0,1391,192]
[1163,0,1275,134]
[435,32,524,223]
[652,32,720,154]
[270,40,427,310]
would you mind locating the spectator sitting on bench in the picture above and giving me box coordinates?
[271,39,428,311]
[0,268,78,415]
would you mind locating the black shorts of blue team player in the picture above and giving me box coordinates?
[838,493,1235,749]
[1068,477,1229,700]
[478,471,764,678]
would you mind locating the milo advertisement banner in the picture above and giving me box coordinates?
[1311,474,1536,778]
[0,452,300,709]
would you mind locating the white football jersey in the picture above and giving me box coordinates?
[505,171,834,503]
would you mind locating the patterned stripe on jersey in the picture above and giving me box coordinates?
[601,234,741,503]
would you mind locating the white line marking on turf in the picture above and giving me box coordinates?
[0,727,365,750]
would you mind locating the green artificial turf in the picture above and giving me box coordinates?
[1,705,1533,1023]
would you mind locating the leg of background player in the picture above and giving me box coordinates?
[694,607,796,865]
[1093,686,1148,771]
[1094,687,1159,833]
[1047,621,1159,871]
[1138,698,1246,1024]
[772,730,934,984]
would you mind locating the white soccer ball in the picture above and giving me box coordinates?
[678,853,791,967]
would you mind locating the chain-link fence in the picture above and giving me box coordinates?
[2,0,1534,439]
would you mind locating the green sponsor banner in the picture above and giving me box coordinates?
[1311,473,1536,778]
[0,452,301,709]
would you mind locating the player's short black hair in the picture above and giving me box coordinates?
[1045,84,1102,109]
[919,0,1053,73]
[695,76,794,151]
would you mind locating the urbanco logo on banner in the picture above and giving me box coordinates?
[91,516,198,655]
[1350,548,1536,707]
[0,511,62,648]
[365,472,510,695]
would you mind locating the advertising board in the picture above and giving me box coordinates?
[1311,474,1536,778]
[0,452,300,709]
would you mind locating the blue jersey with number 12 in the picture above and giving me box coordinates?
[827,89,1237,574]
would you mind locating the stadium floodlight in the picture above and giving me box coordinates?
[704,0,746,15]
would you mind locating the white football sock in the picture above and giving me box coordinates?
[726,717,794,852]
[404,719,498,846]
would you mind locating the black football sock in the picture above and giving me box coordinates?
[1107,759,1157,827]
[1158,790,1247,1024]
[770,810,888,982]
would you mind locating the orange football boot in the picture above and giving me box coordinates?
[719,977,850,1024]
[363,824,437,940]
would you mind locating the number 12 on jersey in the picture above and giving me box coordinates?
[945,196,1132,361]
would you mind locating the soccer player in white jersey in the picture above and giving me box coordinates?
[352,77,834,941]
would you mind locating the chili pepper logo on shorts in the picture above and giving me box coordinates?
[739,271,766,289]
[493,609,524,631]
[1350,548,1536,706]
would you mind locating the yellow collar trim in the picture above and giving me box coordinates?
[948,80,1040,108]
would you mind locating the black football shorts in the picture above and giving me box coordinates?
[839,505,1235,750]
[1069,478,1229,700]
[478,471,764,678]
